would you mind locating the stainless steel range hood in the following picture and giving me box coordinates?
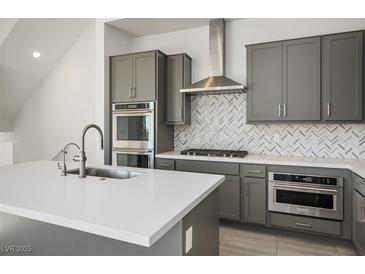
[180,19,245,94]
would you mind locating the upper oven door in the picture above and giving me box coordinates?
[112,109,154,150]
[268,181,343,220]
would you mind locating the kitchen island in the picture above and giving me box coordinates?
[0,161,224,255]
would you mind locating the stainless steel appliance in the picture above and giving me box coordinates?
[268,172,343,220]
[112,149,154,169]
[112,102,155,168]
[181,149,248,158]
[352,177,365,255]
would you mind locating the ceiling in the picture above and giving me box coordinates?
[0,18,92,123]
[107,18,214,37]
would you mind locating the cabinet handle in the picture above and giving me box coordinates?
[129,87,132,98]
[278,104,282,117]
[133,87,136,98]
[247,170,262,174]
[283,103,287,117]
[327,102,331,116]
[295,222,312,228]
[159,163,172,168]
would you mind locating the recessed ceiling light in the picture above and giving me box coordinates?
[32,51,41,58]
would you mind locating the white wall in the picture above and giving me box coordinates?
[0,132,14,165]
[13,23,98,163]
[12,20,132,164]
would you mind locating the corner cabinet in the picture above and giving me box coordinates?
[246,37,321,122]
[322,31,363,121]
[111,50,161,103]
[166,54,192,125]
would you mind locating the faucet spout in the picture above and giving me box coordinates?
[79,124,104,178]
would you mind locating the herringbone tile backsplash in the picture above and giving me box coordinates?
[174,93,365,159]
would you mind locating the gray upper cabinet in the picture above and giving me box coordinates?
[111,55,133,103]
[166,54,192,125]
[247,42,283,121]
[219,175,240,221]
[111,51,157,103]
[133,51,156,102]
[283,37,321,121]
[322,31,363,121]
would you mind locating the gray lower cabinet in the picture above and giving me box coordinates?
[269,212,342,236]
[242,177,266,224]
[246,42,283,121]
[174,160,240,221]
[155,159,175,170]
[352,174,365,255]
[322,31,363,121]
[111,50,158,103]
[219,176,240,221]
[166,54,192,125]
[282,37,321,121]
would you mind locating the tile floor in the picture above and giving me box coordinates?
[219,223,358,256]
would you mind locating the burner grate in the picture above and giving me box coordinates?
[181,149,248,158]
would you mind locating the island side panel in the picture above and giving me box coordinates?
[182,189,220,256]
[0,212,183,256]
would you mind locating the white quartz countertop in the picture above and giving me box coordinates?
[0,161,224,247]
[156,151,365,178]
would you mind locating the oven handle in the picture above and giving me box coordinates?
[273,183,338,194]
[112,110,153,115]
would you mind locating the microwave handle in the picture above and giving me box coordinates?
[273,184,338,194]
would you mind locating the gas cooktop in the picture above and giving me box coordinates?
[180,149,248,158]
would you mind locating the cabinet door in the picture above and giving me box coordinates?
[353,187,365,255]
[283,37,321,121]
[166,55,184,124]
[133,51,156,102]
[111,55,133,103]
[219,175,240,221]
[322,32,363,121]
[246,42,283,121]
[242,177,266,224]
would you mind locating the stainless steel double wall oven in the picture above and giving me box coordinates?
[112,102,155,168]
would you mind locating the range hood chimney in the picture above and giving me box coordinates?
[180,19,246,94]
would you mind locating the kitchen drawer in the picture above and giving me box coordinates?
[176,160,239,175]
[269,212,342,236]
[241,164,266,178]
[155,159,175,170]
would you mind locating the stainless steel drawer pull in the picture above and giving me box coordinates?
[283,103,287,117]
[159,163,172,167]
[327,102,331,116]
[295,222,312,228]
[278,104,282,117]
[247,170,262,174]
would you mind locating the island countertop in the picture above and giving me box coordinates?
[0,161,224,247]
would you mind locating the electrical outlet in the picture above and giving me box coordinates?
[185,226,193,254]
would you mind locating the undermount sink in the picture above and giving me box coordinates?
[67,167,144,180]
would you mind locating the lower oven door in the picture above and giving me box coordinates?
[268,181,343,220]
[112,150,154,169]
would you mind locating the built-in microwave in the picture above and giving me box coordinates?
[112,102,154,150]
[268,172,343,220]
